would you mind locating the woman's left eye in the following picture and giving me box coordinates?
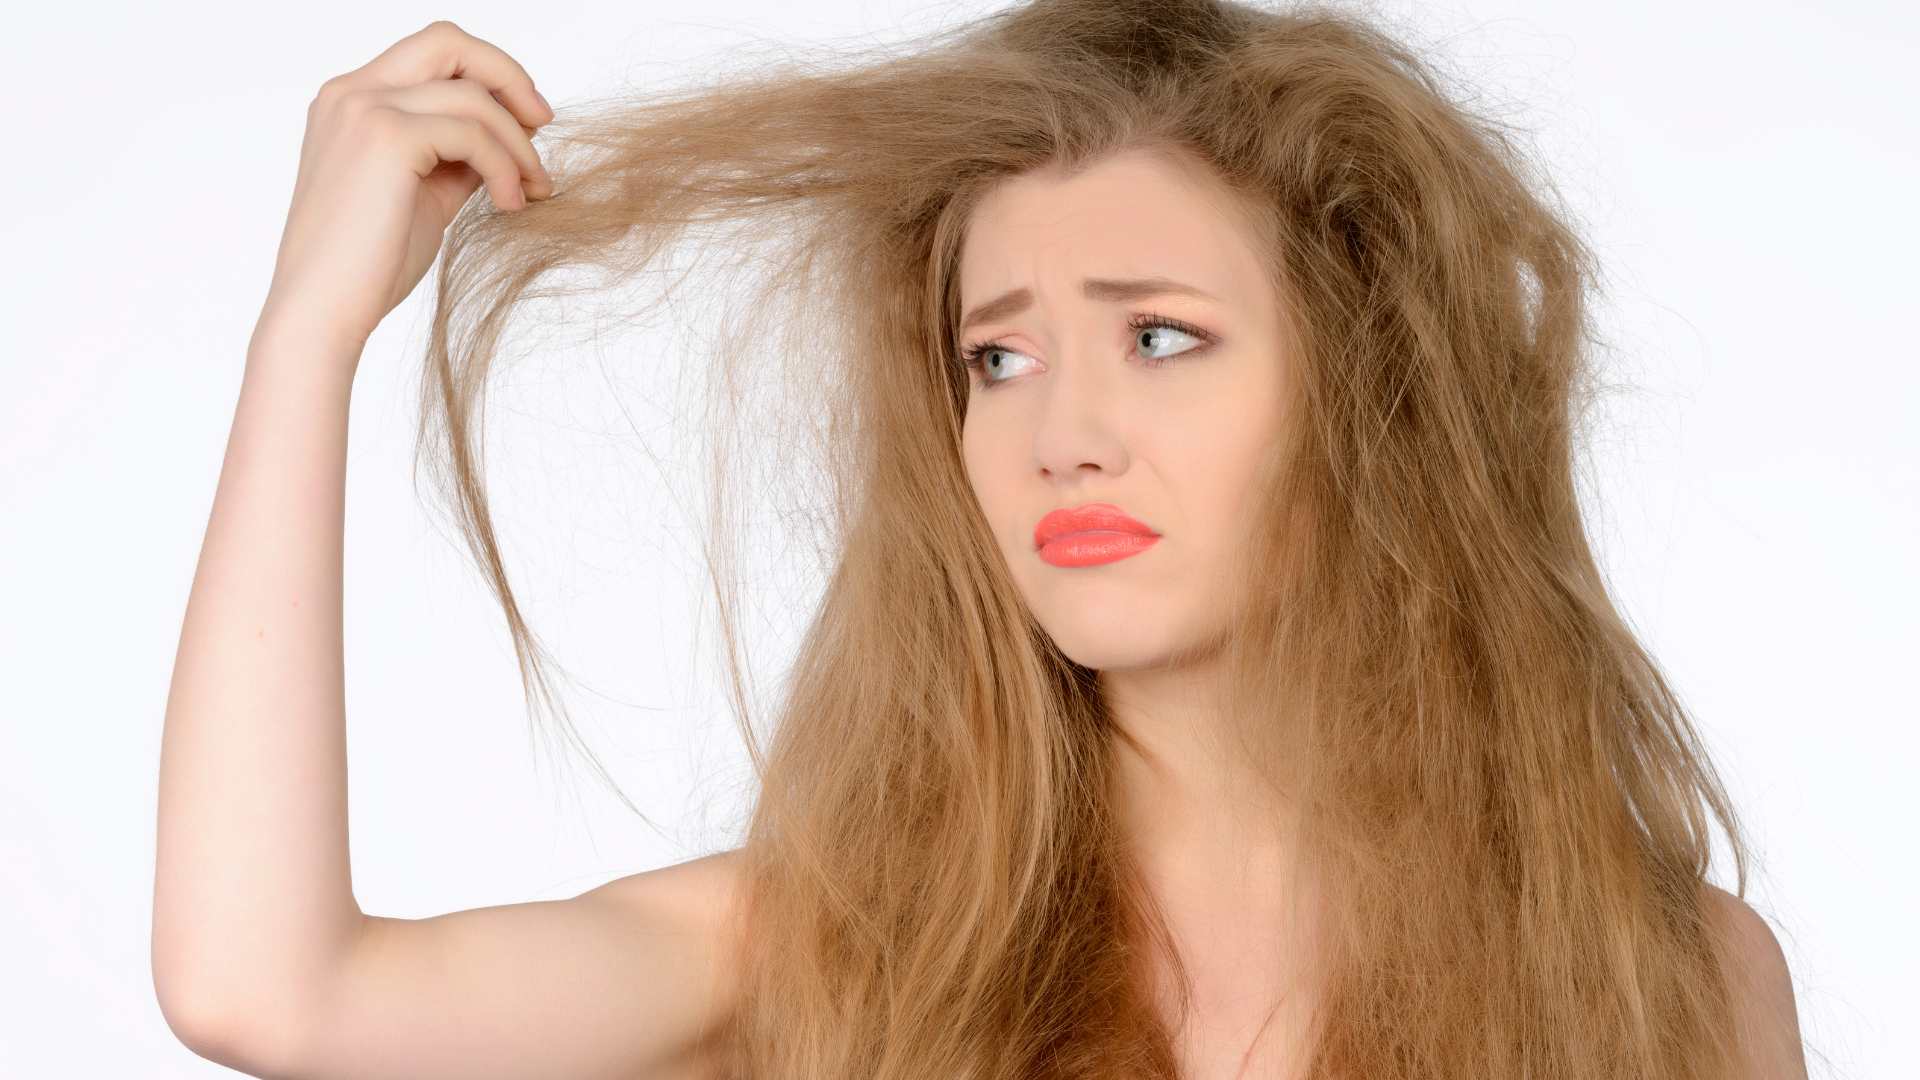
[958,314,1215,390]
[1131,320,1206,363]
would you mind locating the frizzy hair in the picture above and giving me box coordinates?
[412,0,1762,1076]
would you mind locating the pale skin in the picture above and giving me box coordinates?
[954,146,1316,1078]
[953,148,1807,1079]
[151,19,1808,1080]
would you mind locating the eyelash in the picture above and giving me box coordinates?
[957,312,1217,390]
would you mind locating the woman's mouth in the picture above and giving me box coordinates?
[1033,503,1161,567]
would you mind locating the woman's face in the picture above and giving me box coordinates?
[958,147,1291,671]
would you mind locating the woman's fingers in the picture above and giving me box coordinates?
[383,110,534,211]
[379,78,554,199]
[326,20,552,133]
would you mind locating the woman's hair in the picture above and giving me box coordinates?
[415,0,1759,1075]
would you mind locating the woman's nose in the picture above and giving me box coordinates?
[1030,345,1128,480]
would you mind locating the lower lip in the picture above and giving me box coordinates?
[1038,531,1161,567]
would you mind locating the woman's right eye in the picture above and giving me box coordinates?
[960,342,1036,388]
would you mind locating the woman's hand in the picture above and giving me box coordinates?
[257,20,555,359]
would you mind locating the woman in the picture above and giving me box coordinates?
[152,1,1807,1077]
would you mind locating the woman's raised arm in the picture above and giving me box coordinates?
[147,20,742,1078]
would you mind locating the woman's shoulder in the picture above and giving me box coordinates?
[582,847,751,1072]
[604,846,746,903]
[592,846,750,961]
[1698,882,1807,1078]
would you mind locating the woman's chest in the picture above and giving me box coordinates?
[1164,974,1316,1080]
[1148,905,1323,1080]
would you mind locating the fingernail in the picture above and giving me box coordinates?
[534,87,553,117]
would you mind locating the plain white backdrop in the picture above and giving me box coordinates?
[2,0,1912,1075]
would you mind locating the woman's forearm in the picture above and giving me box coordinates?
[152,314,367,1048]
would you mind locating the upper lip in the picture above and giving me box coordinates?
[1033,502,1160,549]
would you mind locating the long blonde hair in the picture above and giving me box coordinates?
[416,1,1756,1075]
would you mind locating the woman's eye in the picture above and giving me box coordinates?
[1134,323,1203,362]
[968,345,1037,385]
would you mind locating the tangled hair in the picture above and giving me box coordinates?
[414,0,1764,1075]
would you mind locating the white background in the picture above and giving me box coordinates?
[2,1,1911,1076]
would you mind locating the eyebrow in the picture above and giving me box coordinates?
[958,277,1220,336]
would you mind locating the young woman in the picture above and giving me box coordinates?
[152,2,1807,1077]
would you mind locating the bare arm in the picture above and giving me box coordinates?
[150,360,744,1077]
[151,320,363,1059]
[146,19,751,1077]
[293,849,747,1080]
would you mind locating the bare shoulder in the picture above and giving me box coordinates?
[585,845,751,995]
[1700,883,1809,1079]
[595,846,749,942]
[588,846,747,918]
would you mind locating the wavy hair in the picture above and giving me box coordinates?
[415,0,1758,1075]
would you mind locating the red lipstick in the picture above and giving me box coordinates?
[1033,503,1161,567]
